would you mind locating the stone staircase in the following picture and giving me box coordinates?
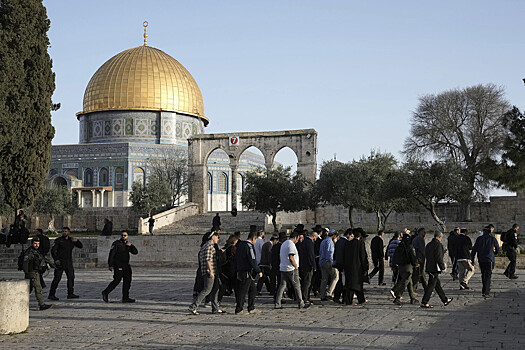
[154,211,268,235]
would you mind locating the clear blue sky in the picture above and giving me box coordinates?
[44,0,525,186]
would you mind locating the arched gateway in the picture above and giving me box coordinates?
[188,129,317,212]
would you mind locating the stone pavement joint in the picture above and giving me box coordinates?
[0,267,523,349]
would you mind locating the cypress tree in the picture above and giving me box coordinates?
[0,0,55,211]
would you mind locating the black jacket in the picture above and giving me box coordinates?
[425,238,445,273]
[298,237,316,271]
[447,232,458,258]
[101,221,113,236]
[370,235,384,261]
[343,239,369,291]
[505,229,519,248]
[455,234,472,260]
[108,239,138,268]
[234,240,260,274]
[51,236,83,262]
[271,242,282,270]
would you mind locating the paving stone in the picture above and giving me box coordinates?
[0,267,523,349]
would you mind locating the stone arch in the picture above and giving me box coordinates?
[52,175,68,187]
[188,129,317,212]
[272,145,299,173]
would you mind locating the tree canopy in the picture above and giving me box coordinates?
[242,166,309,232]
[148,149,190,207]
[0,0,56,211]
[403,84,510,220]
[129,177,172,217]
[31,183,77,232]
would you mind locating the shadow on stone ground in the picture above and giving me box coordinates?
[0,267,523,349]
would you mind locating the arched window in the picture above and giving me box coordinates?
[84,168,93,186]
[115,167,124,189]
[133,167,145,186]
[99,168,109,186]
[218,172,228,193]
[207,172,213,193]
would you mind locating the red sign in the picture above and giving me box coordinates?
[229,136,239,146]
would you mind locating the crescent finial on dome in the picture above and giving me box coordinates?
[143,21,148,46]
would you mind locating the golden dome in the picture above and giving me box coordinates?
[80,45,207,125]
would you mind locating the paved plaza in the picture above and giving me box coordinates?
[0,267,524,349]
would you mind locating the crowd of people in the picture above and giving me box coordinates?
[14,216,520,314]
[189,222,520,314]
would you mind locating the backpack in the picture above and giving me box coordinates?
[501,230,511,244]
[17,247,29,271]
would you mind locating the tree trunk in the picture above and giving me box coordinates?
[380,209,392,232]
[271,212,278,232]
[375,210,382,232]
[428,201,446,232]
[460,202,472,222]
[347,206,354,229]
[47,213,55,232]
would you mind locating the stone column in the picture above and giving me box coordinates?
[76,190,82,207]
[91,190,96,208]
[100,189,105,208]
[230,163,238,211]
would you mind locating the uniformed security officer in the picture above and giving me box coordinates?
[23,237,52,310]
[101,231,138,303]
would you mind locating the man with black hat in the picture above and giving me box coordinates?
[333,228,353,303]
[23,237,52,310]
[391,233,419,305]
[448,227,460,280]
[411,228,428,291]
[456,228,475,289]
[319,228,338,301]
[503,224,520,280]
[234,231,262,315]
[102,231,139,303]
[258,233,278,295]
[369,230,386,286]
[343,228,369,304]
[298,229,317,305]
[471,226,500,298]
[311,224,324,297]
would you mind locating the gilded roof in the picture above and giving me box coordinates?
[80,45,207,125]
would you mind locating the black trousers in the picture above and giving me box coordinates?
[422,272,447,305]
[369,258,384,284]
[299,269,313,302]
[479,262,494,295]
[103,265,132,299]
[504,248,517,277]
[49,260,75,296]
[344,287,365,304]
[257,266,273,294]
[235,272,257,313]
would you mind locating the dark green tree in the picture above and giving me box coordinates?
[129,177,171,217]
[316,160,366,228]
[486,107,525,192]
[388,160,470,231]
[404,84,511,221]
[242,166,309,232]
[0,0,56,212]
[31,183,77,232]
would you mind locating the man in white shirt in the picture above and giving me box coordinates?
[254,231,265,265]
[274,232,310,309]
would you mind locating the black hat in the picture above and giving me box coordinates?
[278,232,288,240]
[270,234,279,241]
[353,227,367,238]
[294,224,306,233]
[312,224,324,233]
[31,236,40,243]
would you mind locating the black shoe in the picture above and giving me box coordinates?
[48,295,59,301]
[122,298,135,303]
[41,283,47,289]
[379,283,386,286]
[102,292,109,303]
[393,298,402,305]
[510,275,519,280]
[443,297,453,306]
[410,298,419,305]
[39,304,52,311]
[67,294,79,299]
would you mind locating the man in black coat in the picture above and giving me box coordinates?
[503,224,520,279]
[448,227,460,280]
[343,230,368,305]
[101,218,113,236]
[102,231,139,303]
[456,228,474,289]
[298,230,317,305]
[48,227,83,300]
[332,228,352,303]
[420,232,453,308]
[234,231,262,314]
[368,230,385,286]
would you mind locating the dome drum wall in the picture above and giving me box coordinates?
[78,110,205,146]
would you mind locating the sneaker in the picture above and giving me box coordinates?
[212,309,226,314]
[39,304,52,311]
[102,292,109,303]
[188,307,199,315]
[235,310,250,315]
[67,294,79,299]
[48,295,59,301]
[249,308,262,314]
[122,298,135,303]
